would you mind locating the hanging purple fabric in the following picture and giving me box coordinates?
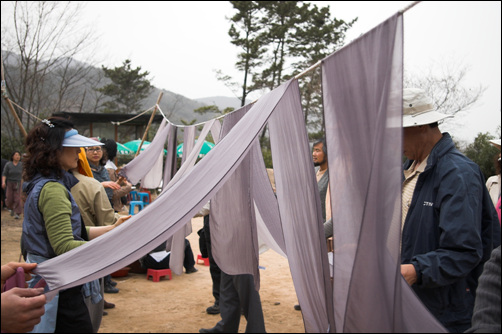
[268,80,334,333]
[210,105,262,287]
[322,13,446,332]
[120,118,171,185]
[170,121,216,275]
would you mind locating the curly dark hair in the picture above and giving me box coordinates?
[23,117,74,181]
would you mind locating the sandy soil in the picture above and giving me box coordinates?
[1,209,305,333]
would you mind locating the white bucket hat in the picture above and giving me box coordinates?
[62,129,104,147]
[402,88,453,127]
[489,139,501,149]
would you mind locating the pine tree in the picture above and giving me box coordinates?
[96,59,152,114]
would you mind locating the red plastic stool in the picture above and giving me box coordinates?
[197,254,210,266]
[146,268,172,282]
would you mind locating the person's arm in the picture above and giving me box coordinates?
[87,215,131,240]
[113,181,132,199]
[40,183,86,255]
[2,163,10,189]
[410,167,485,288]
[101,181,121,190]
[323,218,333,239]
[1,262,46,333]
[465,246,501,333]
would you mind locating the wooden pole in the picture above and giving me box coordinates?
[135,92,163,157]
[1,53,28,139]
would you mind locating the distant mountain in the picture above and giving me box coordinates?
[195,96,251,111]
[1,50,223,126]
[142,88,219,125]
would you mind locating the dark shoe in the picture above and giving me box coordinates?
[104,300,115,309]
[109,280,117,287]
[206,303,220,314]
[14,214,20,219]
[185,267,198,274]
[294,304,301,311]
[104,284,119,293]
[103,311,108,316]
[199,328,221,333]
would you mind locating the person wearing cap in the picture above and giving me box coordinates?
[21,117,131,333]
[70,148,123,326]
[486,139,501,223]
[400,88,501,332]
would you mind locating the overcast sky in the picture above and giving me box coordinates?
[3,1,501,143]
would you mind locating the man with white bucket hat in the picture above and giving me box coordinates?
[400,88,501,332]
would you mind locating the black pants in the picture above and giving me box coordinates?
[55,285,93,333]
[143,239,195,270]
[204,214,222,305]
[212,273,266,333]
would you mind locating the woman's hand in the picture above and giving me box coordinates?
[113,215,132,229]
[101,181,121,190]
[1,262,37,290]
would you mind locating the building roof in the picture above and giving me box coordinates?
[52,111,164,127]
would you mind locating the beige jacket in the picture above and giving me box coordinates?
[71,170,119,226]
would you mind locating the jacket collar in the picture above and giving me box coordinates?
[404,132,454,171]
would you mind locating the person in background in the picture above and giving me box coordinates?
[400,88,500,332]
[196,202,222,315]
[21,117,131,332]
[101,138,132,213]
[70,148,122,326]
[465,245,501,333]
[2,151,23,219]
[486,139,501,224]
[1,262,46,333]
[296,138,331,311]
[1,157,8,210]
[85,143,122,293]
[139,239,198,274]
[85,144,120,205]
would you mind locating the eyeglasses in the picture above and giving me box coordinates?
[87,147,102,153]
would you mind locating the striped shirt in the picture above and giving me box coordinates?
[402,156,429,230]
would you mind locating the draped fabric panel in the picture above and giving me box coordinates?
[120,118,171,185]
[33,80,292,302]
[163,120,215,193]
[268,80,334,333]
[170,121,215,274]
[322,13,446,332]
[210,105,258,281]
[250,142,286,257]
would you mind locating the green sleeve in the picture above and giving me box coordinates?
[39,182,86,255]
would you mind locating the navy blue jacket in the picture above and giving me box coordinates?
[401,133,501,332]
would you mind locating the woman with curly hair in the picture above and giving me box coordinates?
[21,117,130,333]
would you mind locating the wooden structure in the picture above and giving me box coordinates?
[52,111,164,144]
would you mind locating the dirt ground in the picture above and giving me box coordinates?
[1,209,305,333]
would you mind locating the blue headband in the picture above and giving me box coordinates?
[64,129,78,138]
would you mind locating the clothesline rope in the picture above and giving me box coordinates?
[110,105,156,125]
[8,100,42,122]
